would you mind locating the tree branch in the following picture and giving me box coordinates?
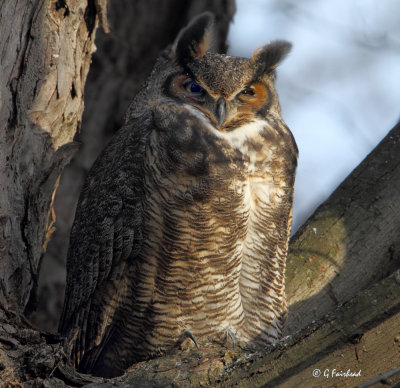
[286,121,400,333]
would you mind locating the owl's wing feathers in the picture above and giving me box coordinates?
[58,113,151,363]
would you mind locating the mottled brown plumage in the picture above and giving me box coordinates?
[59,12,298,378]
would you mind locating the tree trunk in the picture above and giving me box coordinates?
[0,0,106,316]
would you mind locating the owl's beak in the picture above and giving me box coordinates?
[216,98,226,126]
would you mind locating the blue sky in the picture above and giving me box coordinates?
[228,0,400,231]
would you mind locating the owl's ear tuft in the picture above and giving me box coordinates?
[173,12,215,65]
[250,40,292,73]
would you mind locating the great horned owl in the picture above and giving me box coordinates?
[59,12,298,378]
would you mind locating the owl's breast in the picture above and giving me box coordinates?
[125,125,251,345]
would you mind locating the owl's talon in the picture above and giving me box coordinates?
[182,330,199,349]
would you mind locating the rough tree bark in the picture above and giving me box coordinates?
[1,0,399,386]
[0,0,107,319]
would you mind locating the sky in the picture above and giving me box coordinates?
[227,0,400,231]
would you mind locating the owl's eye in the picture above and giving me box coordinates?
[183,79,206,99]
[240,87,255,97]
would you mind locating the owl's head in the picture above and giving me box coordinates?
[164,12,291,131]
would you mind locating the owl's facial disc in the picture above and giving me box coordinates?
[168,73,271,130]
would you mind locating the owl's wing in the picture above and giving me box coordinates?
[58,114,150,367]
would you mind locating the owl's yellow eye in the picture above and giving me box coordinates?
[240,87,255,97]
[238,86,257,103]
[237,83,268,112]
